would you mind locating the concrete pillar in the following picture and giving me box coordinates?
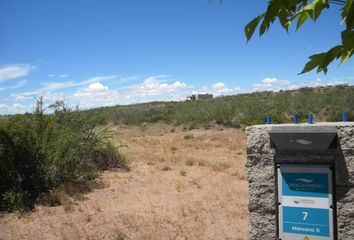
[245,123,354,239]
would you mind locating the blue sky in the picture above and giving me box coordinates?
[1,0,353,114]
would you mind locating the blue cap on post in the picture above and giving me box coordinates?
[308,113,313,124]
[266,115,271,124]
[342,112,347,122]
[293,112,298,124]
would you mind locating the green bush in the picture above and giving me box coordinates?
[0,115,48,211]
[0,99,126,212]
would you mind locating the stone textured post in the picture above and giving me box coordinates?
[245,123,354,240]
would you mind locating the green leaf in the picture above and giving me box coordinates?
[296,11,309,30]
[300,52,327,74]
[339,29,354,64]
[245,0,352,74]
[259,0,281,36]
[341,0,353,26]
[297,0,309,11]
[340,49,354,63]
[245,14,264,41]
[341,29,354,48]
[278,9,291,31]
[313,0,329,21]
[344,0,354,29]
[320,45,342,71]
[300,45,342,74]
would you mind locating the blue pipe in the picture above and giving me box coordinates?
[293,112,298,124]
[342,112,347,122]
[266,115,271,124]
[308,113,313,124]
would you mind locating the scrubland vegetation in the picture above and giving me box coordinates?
[83,85,354,127]
[0,99,126,212]
[1,85,354,239]
[0,124,248,240]
[1,85,354,212]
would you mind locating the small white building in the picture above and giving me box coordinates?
[186,94,213,101]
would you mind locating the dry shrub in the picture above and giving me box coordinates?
[40,178,106,207]
[110,228,129,240]
[195,158,232,172]
[40,190,70,207]
[179,170,187,176]
[162,166,172,171]
[94,142,129,171]
[185,157,195,166]
[210,160,231,172]
[170,146,177,154]
[183,134,194,140]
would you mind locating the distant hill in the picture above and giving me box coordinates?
[82,85,354,128]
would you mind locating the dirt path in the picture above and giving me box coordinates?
[0,124,248,240]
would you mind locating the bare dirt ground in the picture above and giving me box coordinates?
[0,124,248,240]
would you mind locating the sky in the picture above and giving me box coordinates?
[1,0,354,114]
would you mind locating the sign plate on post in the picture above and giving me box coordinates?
[278,165,334,240]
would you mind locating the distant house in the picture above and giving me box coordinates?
[197,94,213,100]
[186,94,197,101]
[186,94,213,101]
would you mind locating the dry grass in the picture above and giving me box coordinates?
[0,123,248,240]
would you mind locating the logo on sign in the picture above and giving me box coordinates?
[290,139,313,145]
[287,178,324,192]
[296,178,314,183]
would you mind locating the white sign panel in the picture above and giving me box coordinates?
[278,165,335,240]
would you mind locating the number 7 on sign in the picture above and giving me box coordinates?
[302,211,308,221]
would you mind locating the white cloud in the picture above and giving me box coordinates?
[59,74,69,78]
[10,75,119,103]
[10,91,37,101]
[308,78,326,87]
[294,78,346,89]
[10,94,28,101]
[330,77,354,83]
[211,82,241,95]
[40,75,116,91]
[212,82,226,91]
[0,64,33,83]
[0,80,27,91]
[250,77,349,92]
[48,74,55,78]
[252,77,291,92]
[128,76,189,97]
[0,103,34,115]
[10,91,66,102]
[73,82,119,108]
[194,82,241,97]
[41,92,66,102]
[261,77,289,85]
[40,81,74,91]
[74,82,111,97]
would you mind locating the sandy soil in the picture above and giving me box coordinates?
[0,124,248,240]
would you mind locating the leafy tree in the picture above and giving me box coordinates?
[244,0,354,74]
